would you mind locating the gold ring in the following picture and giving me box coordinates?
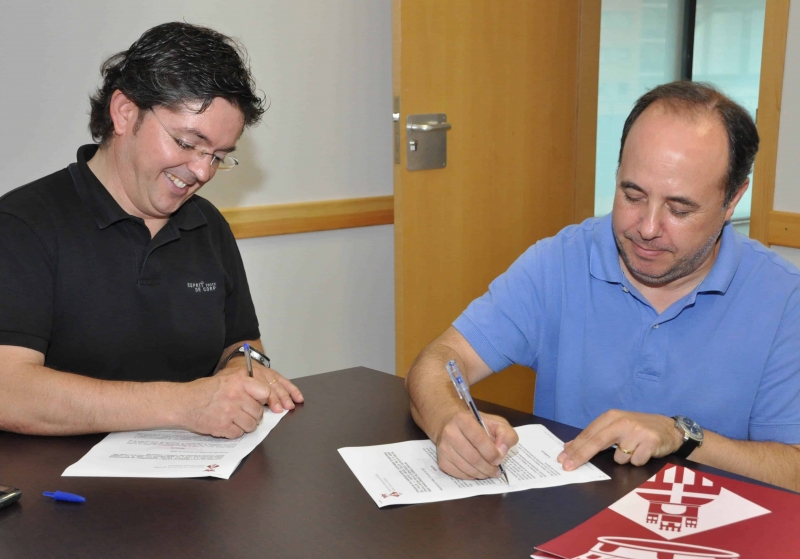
[268,378,278,386]
[618,446,634,455]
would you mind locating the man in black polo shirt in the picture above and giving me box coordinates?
[0,22,303,438]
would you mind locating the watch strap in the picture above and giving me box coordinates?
[673,435,700,459]
[226,346,271,368]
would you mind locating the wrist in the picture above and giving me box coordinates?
[671,415,704,459]
[225,345,271,369]
[162,380,196,430]
[220,352,245,371]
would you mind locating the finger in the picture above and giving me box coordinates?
[630,445,653,466]
[566,411,620,451]
[457,415,504,467]
[448,417,503,477]
[440,415,500,477]
[560,410,629,465]
[561,426,621,471]
[437,455,477,480]
[231,409,259,435]
[440,440,495,479]
[449,436,502,478]
[614,444,635,465]
[240,396,265,425]
[242,377,272,404]
[484,414,519,456]
[630,442,658,467]
[251,368,297,411]
[278,376,304,403]
[269,376,298,411]
[264,380,291,413]
[264,368,303,403]
[217,421,245,439]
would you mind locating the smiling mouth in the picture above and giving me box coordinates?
[165,171,189,190]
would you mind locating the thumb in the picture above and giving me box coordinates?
[485,415,518,457]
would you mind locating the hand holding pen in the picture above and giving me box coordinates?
[445,360,510,484]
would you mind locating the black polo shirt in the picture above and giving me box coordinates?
[0,145,260,382]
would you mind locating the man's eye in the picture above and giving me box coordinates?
[174,138,194,150]
[670,208,690,217]
[624,194,643,203]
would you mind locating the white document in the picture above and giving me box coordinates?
[339,424,609,507]
[62,410,287,479]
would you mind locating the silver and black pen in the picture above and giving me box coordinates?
[243,343,254,377]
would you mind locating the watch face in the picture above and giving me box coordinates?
[677,416,703,439]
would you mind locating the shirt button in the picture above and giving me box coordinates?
[622,286,629,293]
[653,324,659,329]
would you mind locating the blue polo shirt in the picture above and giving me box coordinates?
[454,215,800,444]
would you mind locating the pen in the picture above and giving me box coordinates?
[243,343,253,377]
[445,360,510,484]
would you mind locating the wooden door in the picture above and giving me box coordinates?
[394,0,600,412]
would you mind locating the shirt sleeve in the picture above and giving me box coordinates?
[748,286,800,444]
[218,220,260,348]
[0,212,54,353]
[453,239,554,373]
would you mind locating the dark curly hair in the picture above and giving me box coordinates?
[619,81,759,207]
[89,22,266,144]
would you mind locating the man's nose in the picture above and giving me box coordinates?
[638,204,664,240]
[186,156,215,185]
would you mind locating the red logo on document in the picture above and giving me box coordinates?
[608,465,768,540]
[204,464,220,472]
[380,492,401,499]
[635,465,722,532]
[533,464,800,559]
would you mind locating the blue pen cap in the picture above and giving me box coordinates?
[43,491,86,503]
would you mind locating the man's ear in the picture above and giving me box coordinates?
[108,90,140,138]
[724,178,749,221]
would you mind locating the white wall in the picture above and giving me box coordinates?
[772,0,800,268]
[0,0,395,378]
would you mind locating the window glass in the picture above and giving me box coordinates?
[596,0,765,227]
[692,0,766,223]
[595,0,684,217]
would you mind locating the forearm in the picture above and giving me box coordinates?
[0,362,184,435]
[406,326,494,442]
[690,431,800,492]
[406,342,466,443]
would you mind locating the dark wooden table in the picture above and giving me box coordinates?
[0,367,751,558]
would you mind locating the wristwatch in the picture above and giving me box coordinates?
[226,345,271,368]
[672,415,703,459]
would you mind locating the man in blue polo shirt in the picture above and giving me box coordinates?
[406,81,800,492]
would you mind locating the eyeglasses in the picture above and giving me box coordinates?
[149,109,239,171]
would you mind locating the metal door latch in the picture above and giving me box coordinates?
[406,114,451,171]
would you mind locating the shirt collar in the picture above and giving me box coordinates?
[695,221,741,295]
[71,144,207,232]
[589,214,623,283]
[589,211,741,295]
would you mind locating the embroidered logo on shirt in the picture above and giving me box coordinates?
[187,281,217,293]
